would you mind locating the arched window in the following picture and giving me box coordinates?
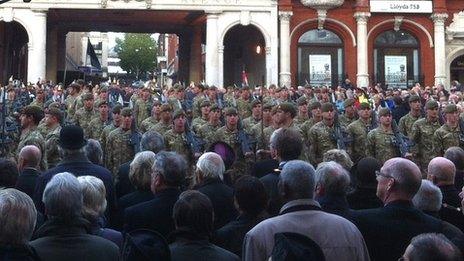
[297,29,344,87]
[373,30,420,89]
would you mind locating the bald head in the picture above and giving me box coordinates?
[382,158,421,198]
[19,145,41,169]
[428,157,456,185]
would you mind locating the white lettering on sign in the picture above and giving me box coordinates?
[370,1,432,13]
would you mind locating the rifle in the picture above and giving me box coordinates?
[391,119,413,158]
[184,121,205,154]
[333,112,352,150]
[129,118,142,154]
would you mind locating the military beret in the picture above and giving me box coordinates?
[321,103,334,113]
[100,86,108,93]
[224,107,238,116]
[277,102,297,118]
[97,100,108,107]
[112,104,122,114]
[82,93,94,100]
[173,84,184,92]
[444,104,458,114]
[47,107,64,122]
[21,105,43,116]
[251,99,262,108]
[263,102,274,110]
[153,100,162,106]
[160,104,172,112]
[297,97,308,106]
[275,87,283,92]
[378,107,392,117]
[200,100,211,108]
[121,107,133,117]
[343,99,355,108]
[408,95,421,103]
[425,100,439,110]
[210,104,220,111]
[359,102,371,110]
[172,109,186,119]
[309,101,322,110]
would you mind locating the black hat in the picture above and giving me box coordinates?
[59,125,87,150]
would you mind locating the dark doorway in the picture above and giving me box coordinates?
[0,21,29,84]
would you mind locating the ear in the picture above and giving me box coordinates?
[315,184,324,196]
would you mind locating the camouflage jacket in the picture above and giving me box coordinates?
[107,127,135,175]
[100,123,118,168]
[88,117,110,142]
[366,126,400,164]
[134,99,151,129]
[163,129,194,164]
[433,124,461,156]
[197,121,223,150]
[73,107,97,138]
[347,118,372,163]
[45,125,62,169]
[242,116,261,135]
[140,117,159,133]
[151,121,172,135]
[398,112,422,137]
[410,118,441,171]
[339,114,357,129]
[191,116,208,134]
[308,121,338,165]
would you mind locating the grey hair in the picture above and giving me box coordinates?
[84,139,103,165]
[315,161,351,196]
[130,151,156,190]
[196,152,225,181]
[428,157,456,184]
[152,151,187,186]
[77,176,107,222]
[140,130,165,153]
[42,172,83,220]
[412,180,443,212]
[0,188,37,245]
[408,233,462,261]
[280,160,316,199]
[59,146,86,158]
[323,149,353,171]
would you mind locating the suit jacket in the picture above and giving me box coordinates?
[16,168,41,198]
[250,159,279,179]
[351,200,464,261]
[260,171,282,217]
[439,185,464,231]
[124,188,181,238]
[113,190,155,230]
[347,187,383,210]
[33,158,115,216]
[195,178,237,229]
[115,161,135,199]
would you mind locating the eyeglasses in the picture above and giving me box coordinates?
[376,170,393,179]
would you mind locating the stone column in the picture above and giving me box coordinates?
[431,13,448,86]
[354,12,370,88]
[101,32,109,78]
[279,11,292,88]
[27,10,47,83]
[189,25,202,83]
[205,11,220,86]
[218,45,224,88]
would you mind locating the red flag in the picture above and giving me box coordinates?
[242,70,249,87]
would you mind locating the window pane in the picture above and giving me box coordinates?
[298,29,342,44]
[374,30,418,46]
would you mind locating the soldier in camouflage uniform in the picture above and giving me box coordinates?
[163,109,197,166]
[133,88,152,129]
[168,84,188,112]
[301,101,322,145]
[101,104,122,168]
[242,100,262,135]
[17,105,46,170]
[410,100,441,174]
[251,102,273,153]
[347,102,374,163]
[197,104,223,149]
[93,86,108,110]
[308,103,339,166]
[88,100,110,142]
[191,100,210,134]
[107,108,137,176]
[65,83,81,120]
[43,107,63,169]
[398,95,423,137]
[236,87,252,119]
[30,88,46,109]
[72,92,97,138]
[37,102,61,138]
[294,97,310,129]
[139,100,162,133]
[433,104,461,157]
[191,83,209,118]
[338,99,358,128]
[366,108,400,164]
[152,104,173,134]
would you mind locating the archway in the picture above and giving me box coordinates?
[223,24,266,87]
[0,21,29,84]
[451,54,464,85]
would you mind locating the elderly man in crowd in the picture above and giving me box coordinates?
[243,160,370,261]
[30,172,119,261]
[0,188,38,260]
[193,152,236,229]
[347,157,383,210]
[351,158,464,261]
[428,157,464,231]
[444,146,464,191]
[412,180,443,218]
[124,151,186,238]
[16,145,42,198]
[400,233,462,261]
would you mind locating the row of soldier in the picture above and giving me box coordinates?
[2,78,464,179]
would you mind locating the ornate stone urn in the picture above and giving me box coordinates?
[300,0,345,29]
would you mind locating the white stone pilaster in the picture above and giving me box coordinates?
[279,11,292,88]
[205,11,220,87]
[432,13,448,86]
[218,45,224,88]
[27,10,47,83]
[354,12,370,88]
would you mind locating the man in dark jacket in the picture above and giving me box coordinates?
[16,145,42,198]
[194,152,237,229]
[444,146,464,191]
[30,172,119,261]
[124,151,186,238]
[347,157,383,210]
[351,158,464,261]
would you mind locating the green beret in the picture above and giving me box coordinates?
[378,107,392,117]
[444,104,458,114]
[251,99,262,108]
[100,86,108,93]
[47,107,63,122]
[425,100,439,110]
[160,104,172,112]
[210,104,220,111]
[112,104,122,114]
[277,102,297,118]
[343,99,355,108]
[97,100,108,107]
[321,103,334,113]
[263,102,274,110]
[200,100,211,108]
[408,95,421,103]
[297,97,308,106]
[359,102,371,110]
[309,101,322,111]
[121,107,133,117]
[224,107,238,116]
[173,84,184,92]
[82,93,94,101]
[21,105,43,116]
[172,109,186,119]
